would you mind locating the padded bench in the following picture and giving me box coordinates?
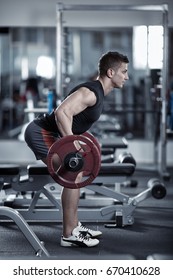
[0,164,20,189]
[2,161,138,224]
[100,137,128,162]
[26,162,135,177]
[100,137,128,150]
[1,161,159,227]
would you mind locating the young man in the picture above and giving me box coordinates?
[25,51,129,247]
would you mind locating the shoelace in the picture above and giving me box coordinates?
[77,232,90,241]
[80,224,91,232]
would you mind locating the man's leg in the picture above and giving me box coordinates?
[43,155,80,237]
[43,157,100,246]
[61,188,80,237]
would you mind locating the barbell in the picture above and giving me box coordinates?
[47,132,101,189]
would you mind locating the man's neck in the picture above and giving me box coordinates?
[97,77,114,96]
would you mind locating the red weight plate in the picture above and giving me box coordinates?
[82,131,101,154]
[47,134,101,189]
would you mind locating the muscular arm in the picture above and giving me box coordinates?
[54,87,96,137]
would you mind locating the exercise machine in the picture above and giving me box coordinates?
[0,164,50,257]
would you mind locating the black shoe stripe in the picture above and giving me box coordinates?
[63,239,88,247]
[79,230,101,238]
[79,230,92,237]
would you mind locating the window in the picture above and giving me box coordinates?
[133,25,163,69]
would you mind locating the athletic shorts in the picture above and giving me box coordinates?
[24,121,60,160]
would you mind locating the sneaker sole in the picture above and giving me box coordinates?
[61,239,99,247]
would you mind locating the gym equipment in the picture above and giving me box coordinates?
[0,164,49,257]
[103,175,166,228]
[118,152,136,166]
[100,137,128,163]
[83,131,101,153]
[47,133,101,189]
[0,160,167,258]
[101,150,137,186]
[147,178,167,199]
[2,162,135,223]
[117,152,137,188]
[2,160,166,227]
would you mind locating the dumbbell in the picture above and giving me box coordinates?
[118,152,137,188]
[120,179,138,188]
[118,152,136,166]
[147,178,167,199]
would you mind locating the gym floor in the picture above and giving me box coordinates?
[0,166,173,260]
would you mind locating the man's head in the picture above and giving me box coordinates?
[98,51,129,77]
[98,51,129,88]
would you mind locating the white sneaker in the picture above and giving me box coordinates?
[76,222,102,238]
[61,227,99,247]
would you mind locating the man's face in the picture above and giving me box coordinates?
[111,62,129,88]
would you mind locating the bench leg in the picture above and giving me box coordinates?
[0,206,50,257]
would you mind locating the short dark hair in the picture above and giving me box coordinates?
[98,51,129,77]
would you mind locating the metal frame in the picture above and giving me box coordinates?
[2,172,155,226]
[56,3,169,178]
[0,166,50,257]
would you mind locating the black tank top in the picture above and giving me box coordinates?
[34,80,104,135]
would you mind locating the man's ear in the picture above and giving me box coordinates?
[106,68,114,78]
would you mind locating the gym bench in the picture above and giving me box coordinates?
[0,161,166,259]
[0,164,50,257]
[101,137,128,163]
[2,162,136,223]
[2,158,166,227]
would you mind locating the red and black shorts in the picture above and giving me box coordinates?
[24,121,60,160]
